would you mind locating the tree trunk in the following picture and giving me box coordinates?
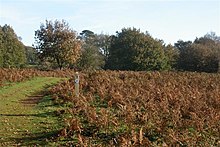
[56,58,63,70]
[218,60,220,72]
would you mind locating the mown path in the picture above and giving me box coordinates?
[0,77,65,146]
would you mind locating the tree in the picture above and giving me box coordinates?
[204,32,220,42]
[77,30,105,70]
[106,28,170,71]
[174,40,192,70]
[193,34,220,72]
[25,46,38,65]
[95,33,111,58]
[164,44,179,69]
[35,20,81,69]
[203,32,220,72]
[175,33,220,72]
[0,25,26,68]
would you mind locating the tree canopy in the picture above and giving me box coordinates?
[76,30,111,70]
[0,25,26,68]
[25,46,38,65]
[1,20,219,73]
[105,28,174,71]
[175,32,220,72]
[35,20,81,69]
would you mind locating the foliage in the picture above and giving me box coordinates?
[0,25,26,68]
[163,44,179,69]
[95,33,111,59]
[35,20,81,69]
[25,46,38,65]
[0,68,75,87]
[78,47,105,70]
[106,28,172,71]
[174,40,192,71]
[77,30,106,70]
[49,71,220,146]
[175,32,220,72]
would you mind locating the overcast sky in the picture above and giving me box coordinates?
[0,0,219,46]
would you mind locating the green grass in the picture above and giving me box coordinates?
[0,77,67,146]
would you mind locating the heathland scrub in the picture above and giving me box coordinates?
[0,77,66,146]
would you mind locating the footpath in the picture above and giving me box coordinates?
[0,77,64,146]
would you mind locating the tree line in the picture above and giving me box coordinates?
[0,20,220,72]
[0,25,26,68]
[0,24,38,68]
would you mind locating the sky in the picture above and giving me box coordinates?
[0,0,219,46]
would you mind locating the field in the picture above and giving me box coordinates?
[0,69,220,146]
[50,71,220,146]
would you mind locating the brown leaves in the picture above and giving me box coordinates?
[50,71,220,146]
[35,19,81,69]
[0,68,75,87]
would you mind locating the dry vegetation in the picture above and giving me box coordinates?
[49,71,220,146]
[1,69,219,146]
[0,68,75,87]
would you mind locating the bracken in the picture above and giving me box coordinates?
[49,71,220,146]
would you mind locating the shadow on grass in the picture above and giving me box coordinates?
[0,111,56,117]
[0,99,62,146]
[7,130,60,146]
[20,81,60,106]
[2,83,64,146]
[0,110,61,146]
[20,95,43,105]
[0,78,66,146]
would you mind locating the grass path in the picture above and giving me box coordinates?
[0,77,66,146]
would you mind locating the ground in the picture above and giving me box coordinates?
[0,77,65,146]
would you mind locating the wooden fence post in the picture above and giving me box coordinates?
[75,72,79,97]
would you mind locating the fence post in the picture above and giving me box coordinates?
[75,72,79,97]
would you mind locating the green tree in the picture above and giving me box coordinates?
[25,46,38,65]
[0,25,26,68]
[164,44,179,69]
[174,40,192,70]
[106,28,170,71]
[77,30,105,70]
[95,33,111,58]
[175,33,220,72]
[35,20,81,69]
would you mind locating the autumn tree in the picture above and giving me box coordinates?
[35,20,81,69]
[106,28,171,71]
[175,32,220,72]
[193,33,220,72]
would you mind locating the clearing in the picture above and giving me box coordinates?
[0,77,65,146]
